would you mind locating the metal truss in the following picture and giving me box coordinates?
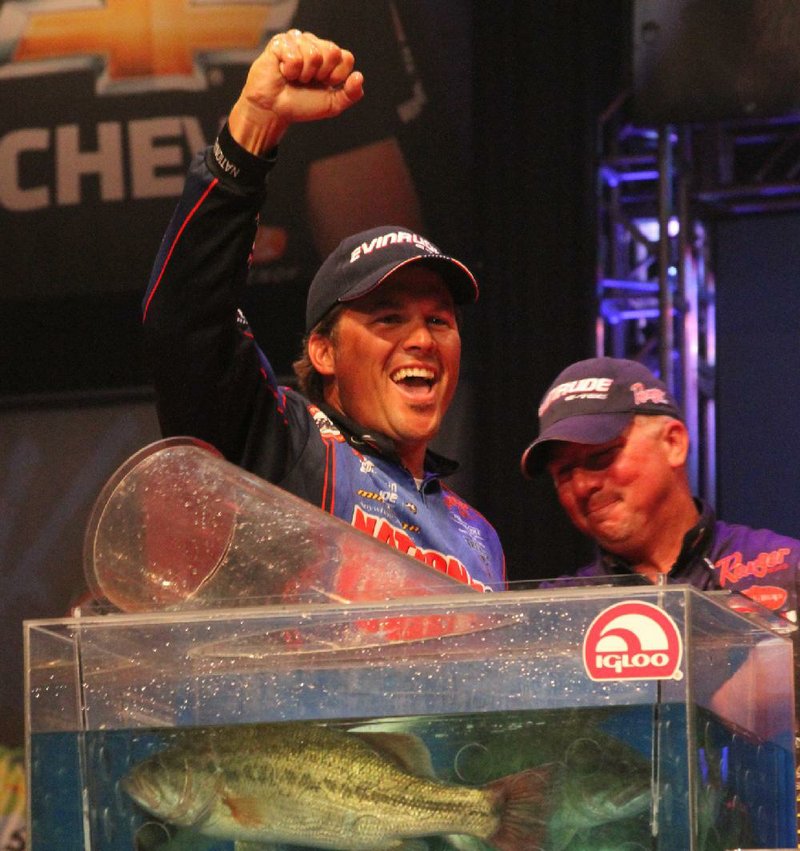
[597,100,800,503]
[692,114,800,215]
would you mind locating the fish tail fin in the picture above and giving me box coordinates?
[485,764,556,851]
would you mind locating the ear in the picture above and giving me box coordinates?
[661,419,690,468]
[307,333,335,376]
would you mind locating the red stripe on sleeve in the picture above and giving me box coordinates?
[142,177,219,321]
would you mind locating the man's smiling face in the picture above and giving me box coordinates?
[546,417,682,558]
[309,265,461,474]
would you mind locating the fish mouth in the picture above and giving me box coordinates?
[120,770,159,812]
[122,756,213,828]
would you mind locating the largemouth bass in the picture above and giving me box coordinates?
[355,709,653,851]
[121,722,554,851]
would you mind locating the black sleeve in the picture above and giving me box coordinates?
[142,126,285,466]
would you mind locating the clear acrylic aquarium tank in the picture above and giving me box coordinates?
[26,584,798,851]
[24,440,798,850]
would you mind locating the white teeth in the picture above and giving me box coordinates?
[392,367,435,382]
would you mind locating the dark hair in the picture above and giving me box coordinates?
[292,304,345,404]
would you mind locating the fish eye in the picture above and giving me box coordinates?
[134,821,173,851]
[563,737,603,774]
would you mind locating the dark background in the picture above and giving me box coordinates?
[2,0,800,749]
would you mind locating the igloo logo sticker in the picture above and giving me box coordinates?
[583,600,683,682]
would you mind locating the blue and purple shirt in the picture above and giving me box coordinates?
[576,499,800,622]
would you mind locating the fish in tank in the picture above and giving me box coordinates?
[29,704,792,850]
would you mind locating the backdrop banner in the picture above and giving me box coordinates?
[0,0,473,395]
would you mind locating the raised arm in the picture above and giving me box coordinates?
[142,31,364,463]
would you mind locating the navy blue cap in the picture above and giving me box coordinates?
[521,357,684,477]
[305,225,478,332]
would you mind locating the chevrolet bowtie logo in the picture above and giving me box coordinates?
[0,0,296,93]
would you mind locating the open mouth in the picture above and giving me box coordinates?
[391,366,436,393]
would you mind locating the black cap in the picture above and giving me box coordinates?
[521,357,684,477]
[305,225,478,332]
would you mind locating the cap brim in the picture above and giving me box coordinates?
[520,412,634,478]
[340,255,479,307]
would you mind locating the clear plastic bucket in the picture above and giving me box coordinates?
[83,437,474,613]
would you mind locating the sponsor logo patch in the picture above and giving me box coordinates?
[583,600,683,682]
[538,377,613,416]
[740,584,789,612]
[350,505,489,592]
[630,381,669,406]
[715,547,792,586]
[349,230,439,263]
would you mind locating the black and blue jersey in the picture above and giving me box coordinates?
[143,126,506,593]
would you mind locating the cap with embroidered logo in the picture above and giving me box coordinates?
[305,225,479,332]
[521,357,684,477]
